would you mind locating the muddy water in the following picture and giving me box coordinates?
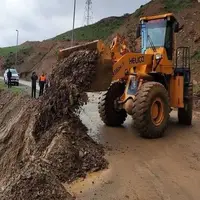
[64,92,200,200]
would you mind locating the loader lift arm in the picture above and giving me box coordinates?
[112,52,154,81]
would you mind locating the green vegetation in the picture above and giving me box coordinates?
[0,81,23,94]
[192,50,200,61]
[134,5,144,17]
[194,84,200,94]
[51,16,129,41]
[0,45,32,70]
[163,0,192,12]
[0,45,31,58]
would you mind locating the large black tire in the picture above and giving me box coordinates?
[178,83,193,125]
[98,81,127,126]
[132,82,170,139]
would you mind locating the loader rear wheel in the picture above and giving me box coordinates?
[178,83,193,125]
[98,81,127,126]
[132,82,170,139]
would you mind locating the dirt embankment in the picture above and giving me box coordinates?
[0,40,87,80]
[0,50,108,200]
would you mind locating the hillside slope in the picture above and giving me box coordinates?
[1,0,200,84]
[0,15,129,79]
[51,15,130,41]
[0,40,86,79]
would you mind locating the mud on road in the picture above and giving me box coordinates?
[66,93,200,200]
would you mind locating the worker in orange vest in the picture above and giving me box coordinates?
[39,72,46,96]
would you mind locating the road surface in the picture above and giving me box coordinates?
[0,77,40,91]
[2,78,200,200]
[65,93,200,200]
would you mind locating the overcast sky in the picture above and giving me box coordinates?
[0,0,150,47]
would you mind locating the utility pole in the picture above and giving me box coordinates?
[71,0,76,47]
[15,29,19,66]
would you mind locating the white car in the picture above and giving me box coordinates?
[4,68,19,86]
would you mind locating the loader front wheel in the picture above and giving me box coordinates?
[178,83,193,125]
[98,81,127,126]
[132,82,170,139]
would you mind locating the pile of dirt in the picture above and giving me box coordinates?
[1,160,74,200]
[33,50,108,182]
[0,50,108,199]
[33,50,98,137]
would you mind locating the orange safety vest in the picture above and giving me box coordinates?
[40,75,46,82]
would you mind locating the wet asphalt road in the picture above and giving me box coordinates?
[66,93,200,200]
[0,77,40,91]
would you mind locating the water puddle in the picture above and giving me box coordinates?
[64,168,111,196]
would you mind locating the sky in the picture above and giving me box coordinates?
[0,0,150,47]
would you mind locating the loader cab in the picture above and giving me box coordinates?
[136,13,179,61]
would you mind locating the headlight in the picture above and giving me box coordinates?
[155,53,162,60]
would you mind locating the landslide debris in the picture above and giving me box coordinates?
[33,50,98,138]
[1,160,74,200]
[0,50,108,200]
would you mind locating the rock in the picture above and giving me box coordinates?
[79,150,84,158]
[193,80,198,85]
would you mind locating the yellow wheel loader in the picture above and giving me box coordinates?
[58,13,193,139]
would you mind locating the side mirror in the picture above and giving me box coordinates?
[136,25,141,38]
[174,21,179,33]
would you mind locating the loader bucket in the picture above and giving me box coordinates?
[58,40,99,61]
[58,40,113,92]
